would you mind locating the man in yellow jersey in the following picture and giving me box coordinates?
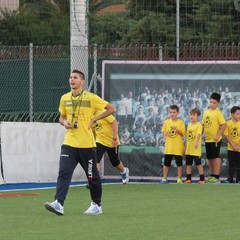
[160,105,186,184]
[185,108,205,184]
[45,70,116,215]
[223,106,240,183]
[92,109,129,184]
[202,92,226,184]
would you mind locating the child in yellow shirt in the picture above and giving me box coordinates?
[202,92,226,183]
[160,105,185,184]
[185,108,205,184]
[223,106,240,183]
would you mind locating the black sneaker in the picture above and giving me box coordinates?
[224,179,234,183]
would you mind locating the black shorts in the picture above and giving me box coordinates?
[96,142,120,167]
[185,155,202,166]
[228,150,240,166]
[164,154,183,167]
[205,140,222,159]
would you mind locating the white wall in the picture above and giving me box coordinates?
[0,122,87,183]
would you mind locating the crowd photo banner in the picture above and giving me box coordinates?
[0,122,87,183]
[102,60,240,180]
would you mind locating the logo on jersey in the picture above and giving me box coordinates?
[231,127,239,139]
[204,116,212,128]
[187,130,195,142]
[93,122,102,131]
[64,100,73,106]
[168,126,177,138]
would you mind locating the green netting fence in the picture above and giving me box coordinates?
[1,44,240,122]
[0,45,96,122]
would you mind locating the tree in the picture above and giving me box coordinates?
[89,0,240,46]
[0,1,69,45]
[1,0,240,46]
[89,13,128,45]
[54,0,69,14]
[190,2,240,43]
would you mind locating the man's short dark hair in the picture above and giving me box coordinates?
[231,106,240,114]
[72,69,85,80]
[210,92,221,102]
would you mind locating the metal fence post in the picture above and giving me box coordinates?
[29,43,33,122]
[93,44,97,94]
[176,0,180,61]
[159,44,163,61]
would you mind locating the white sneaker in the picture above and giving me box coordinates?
[121,167,129,184]
[45,200,64,215]
[84,202,102,215]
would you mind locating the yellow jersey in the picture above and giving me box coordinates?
[161,118,185,155]
[59,91,108,148]
[202,108,226,142]
[224,119,240,152]
[93,110,120,148]
[185,122,203,156]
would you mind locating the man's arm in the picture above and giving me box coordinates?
[214,123,227,141]
[112,120,119,147]
[59,114,73,129]
[89,103,116,129]
[224,134,238,151]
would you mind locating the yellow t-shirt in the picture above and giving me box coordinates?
[161,118,185,155]
[224,119,240,152]
[202,108,226,142]
[93,110,120,148]
[185,122,203,157]
[59,91,108,148]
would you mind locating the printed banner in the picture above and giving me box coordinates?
[102,61,240,180]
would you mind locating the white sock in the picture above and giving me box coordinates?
[120,168,126,174]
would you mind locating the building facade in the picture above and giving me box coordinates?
[0,0,19,11]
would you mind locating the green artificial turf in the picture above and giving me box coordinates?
[1,183,240,240]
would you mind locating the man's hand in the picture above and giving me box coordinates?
[63,120,73,129]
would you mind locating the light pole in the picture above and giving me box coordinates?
[70,0,89,88]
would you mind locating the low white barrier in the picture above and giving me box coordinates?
[0,122,87,183]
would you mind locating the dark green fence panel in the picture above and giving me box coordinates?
[0,59,29,113]
[33,59,70,112]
